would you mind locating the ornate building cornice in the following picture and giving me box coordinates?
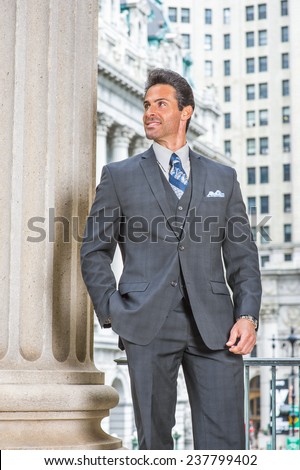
[98,62,144,99]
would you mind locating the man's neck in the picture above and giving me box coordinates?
[154,138,187,152]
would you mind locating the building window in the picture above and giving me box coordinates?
[205,8,212,24]
[283,163,291,181]
[247,167,256,184]
[258,4,267,19]
[282,53,289,69]
[246,5,255,21]
[281,26,289,42]
[284,253,292,262]
[247,138,256,156]
[260,196,269,214]
[224,140,231,157]
[284,194,291,212]
[282,79,290,96]
[251,226,257,242]
[258,30,267,46]
[259,82,268,99]
[260,137,269,155]
[261,225,270,244]
[224,113,231,129]
[246,31,255,47]
[224,34,231,49]
[168,7,177,23]
[282,106,290,123]
[181,8,190,23]
[260,166,269,183]
[283,134,291,152]
[246,58,255,73]
[247,84,255,100]
[259,56,268,72]
[259,109,268,125]
[248,197,256,215]
[281,0,288,16]
[224,60,231,76]
[223,8,231,24]
[224,86,231,102]
[181,34,190,49]
[284,224,292,242]
[261,255,270,267]
[247,110,256,127]
[205,34,213,50]
[204,60,213,77]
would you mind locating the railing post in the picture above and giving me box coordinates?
[271,365,277,449]
[244,364,250,450]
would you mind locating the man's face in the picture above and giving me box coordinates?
[143,84,185,143]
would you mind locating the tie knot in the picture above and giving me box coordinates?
[170,153,181,167]
[169,152,188,199]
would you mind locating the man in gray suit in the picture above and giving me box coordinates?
[81,69,261,450]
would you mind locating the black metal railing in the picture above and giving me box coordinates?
[116,356,300,450]
[244,357,300,450]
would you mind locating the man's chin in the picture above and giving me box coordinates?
[145,130,158,141]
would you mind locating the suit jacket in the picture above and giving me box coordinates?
[80,146,262,350]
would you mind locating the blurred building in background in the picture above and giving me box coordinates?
[95,0,300,449]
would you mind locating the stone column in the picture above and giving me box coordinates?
[131,136,150,155]
[97,112,113,184]
[109,125,134,283]
[0,0,122,450]
[110,125,134,162]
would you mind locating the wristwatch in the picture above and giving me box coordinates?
[238,315,258,330]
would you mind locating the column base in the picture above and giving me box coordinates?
[0,383,123,450]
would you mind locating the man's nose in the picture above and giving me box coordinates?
[144,105,155,116]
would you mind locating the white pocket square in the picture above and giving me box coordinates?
[206,190,225,198]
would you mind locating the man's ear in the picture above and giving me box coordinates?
[181,105,193,121]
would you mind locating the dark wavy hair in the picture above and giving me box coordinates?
[144,68,195,131]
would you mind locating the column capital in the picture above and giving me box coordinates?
[111,125,135,146]
[97,112,114,136]
[131,136,149,153]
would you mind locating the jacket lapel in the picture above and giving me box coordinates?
[139,146,175,230]
[189,149,207,216]
[140,146,208,231]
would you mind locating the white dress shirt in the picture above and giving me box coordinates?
[153,141,190,181]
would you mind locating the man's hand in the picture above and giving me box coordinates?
[226,319,257,355]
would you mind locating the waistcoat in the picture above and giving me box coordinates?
[159,167,192,306]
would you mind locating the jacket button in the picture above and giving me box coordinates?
[179,245,184,251]
[171,281,178,287]
[178,206,183,210]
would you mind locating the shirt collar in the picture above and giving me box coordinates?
[153,141,190,172]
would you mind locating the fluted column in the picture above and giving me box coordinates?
[0,0,122,449]
[110,125,134,162]
[131,136,150,155]
[96,112,113,184]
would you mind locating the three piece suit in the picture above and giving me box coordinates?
[81,145,262,449]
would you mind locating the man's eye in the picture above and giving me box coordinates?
[158,102,166,107]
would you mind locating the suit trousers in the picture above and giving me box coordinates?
[121,298,245,450]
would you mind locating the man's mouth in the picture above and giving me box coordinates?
[145,120,161,127]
